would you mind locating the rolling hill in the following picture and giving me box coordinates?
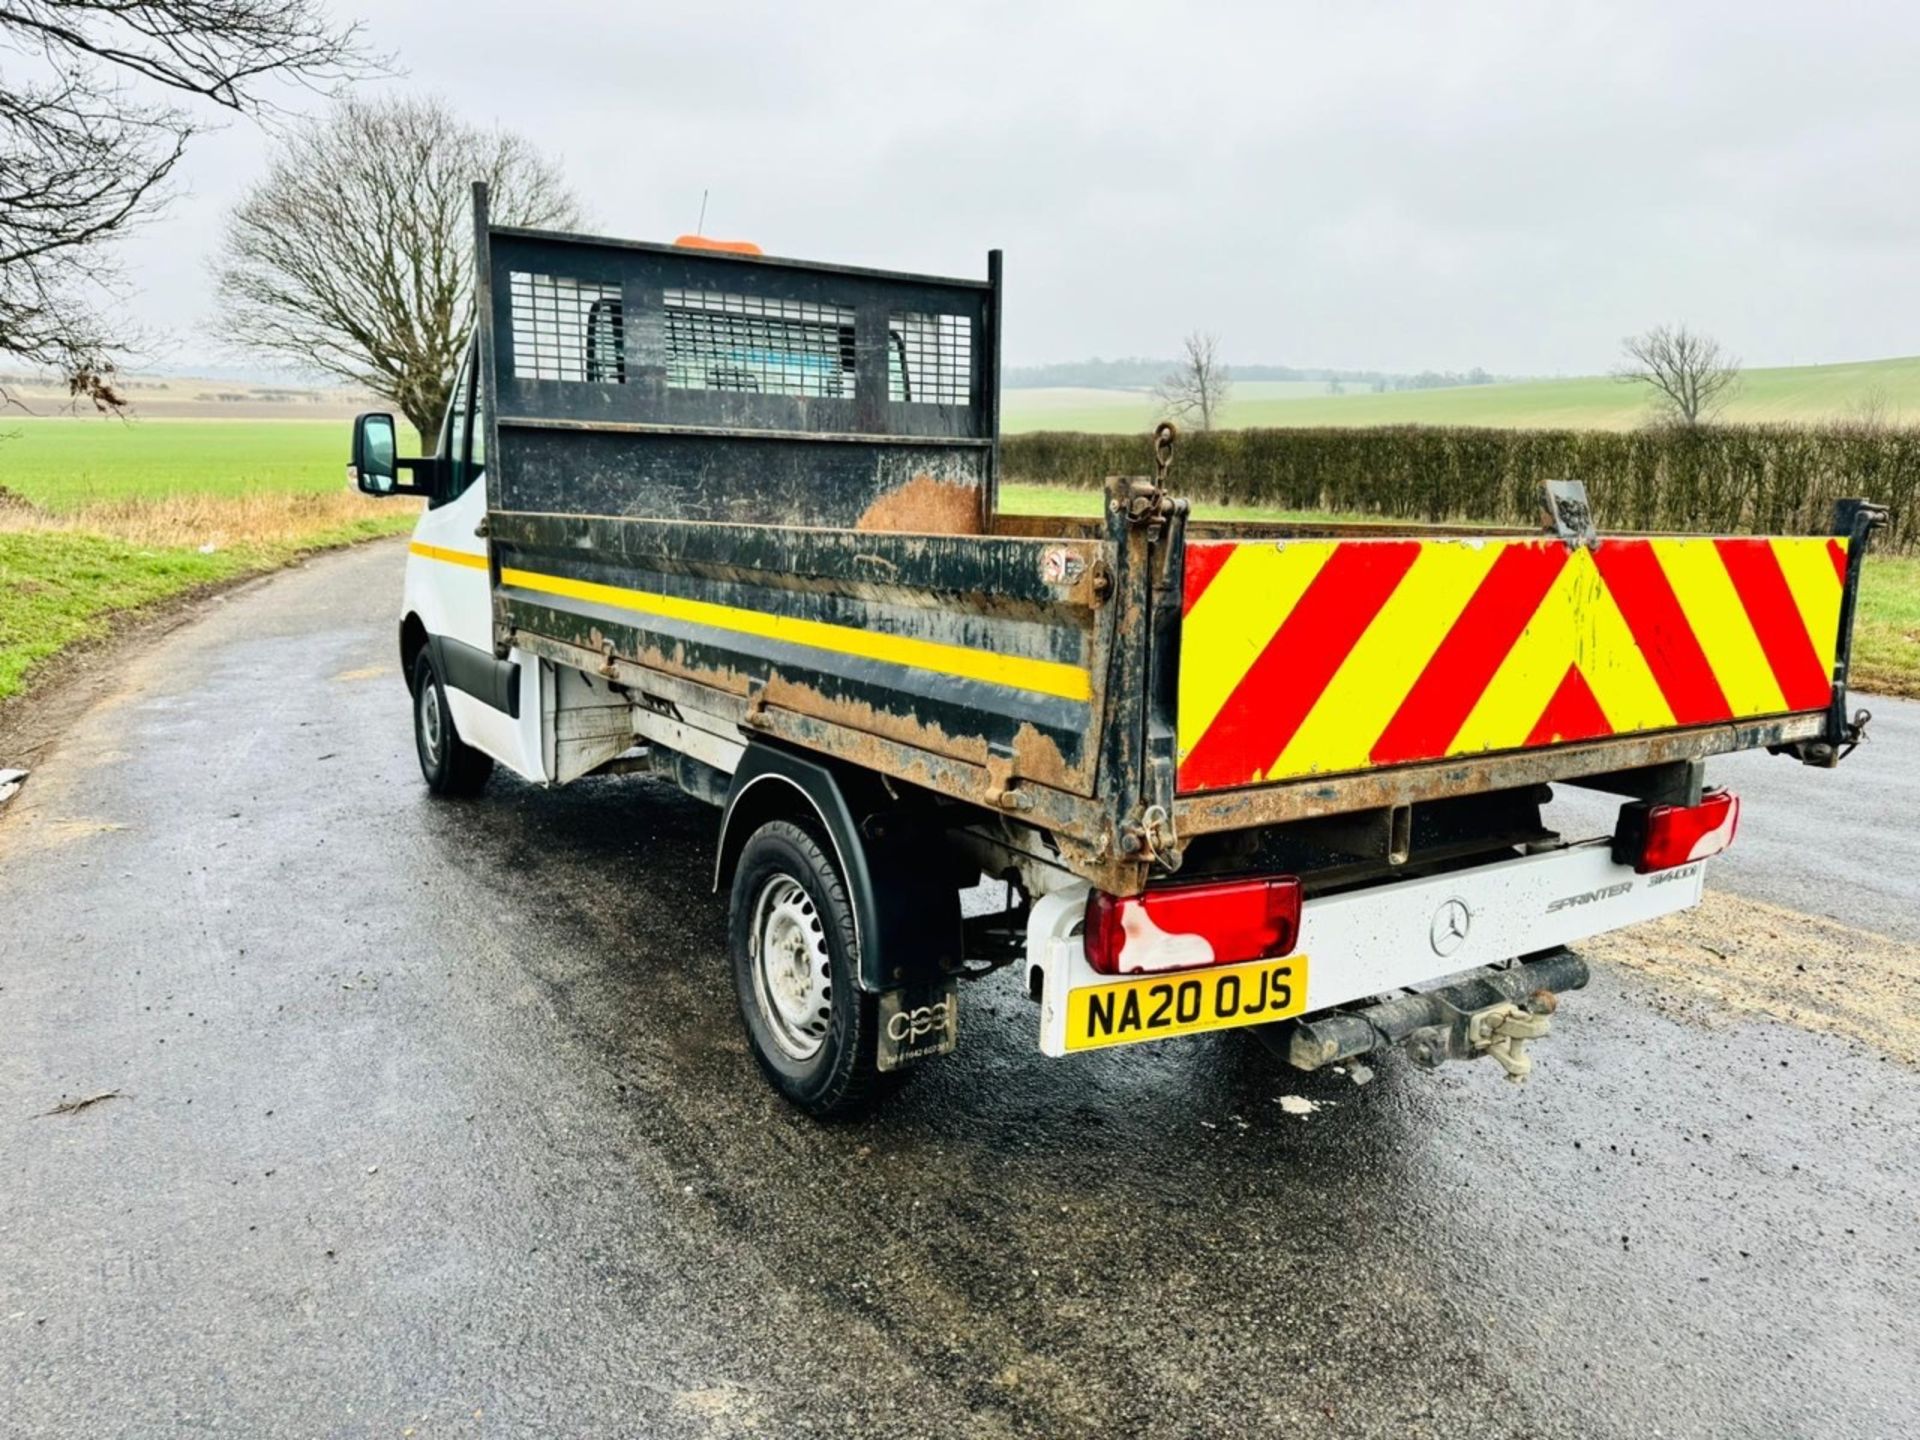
[1000,355,1920,433]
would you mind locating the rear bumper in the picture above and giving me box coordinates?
[1028,838,1705,1057]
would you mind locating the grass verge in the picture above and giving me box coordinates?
[0,490,414,703]
[1852,554,1920,698]
[999,483,1920,698]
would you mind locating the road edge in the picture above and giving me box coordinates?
[0,533,406,776]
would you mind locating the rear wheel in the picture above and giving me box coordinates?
[729,819,888,1116]
[411,649,493,797]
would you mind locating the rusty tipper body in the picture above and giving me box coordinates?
[348,186,1882,1114]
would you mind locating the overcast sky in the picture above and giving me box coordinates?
[119,0,1920,376]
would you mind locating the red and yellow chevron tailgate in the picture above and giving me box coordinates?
[1177,535,1849,793]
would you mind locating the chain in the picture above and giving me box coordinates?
[1152,420,1177,483]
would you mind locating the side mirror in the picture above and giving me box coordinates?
[350,412,400,495]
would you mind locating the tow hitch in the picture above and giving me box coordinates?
[1453,996,1557,1081]
[1272,948,1588,1083]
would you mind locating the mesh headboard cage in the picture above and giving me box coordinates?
[476,188,1002,533]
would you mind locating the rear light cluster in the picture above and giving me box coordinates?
[1615,789,1740,875]
[1084,876,1302,976]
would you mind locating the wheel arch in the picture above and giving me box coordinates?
[399,613,430,693]
[714,743,961,993]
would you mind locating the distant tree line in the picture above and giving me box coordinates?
[1004,357,1504,391]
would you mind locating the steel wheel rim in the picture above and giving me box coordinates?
[419,680,443,767]
[749,872,832,1061]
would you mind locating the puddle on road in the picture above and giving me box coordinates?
[1589,889,1920,1067]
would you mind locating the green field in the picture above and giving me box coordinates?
[0,418,403,708]
[0,417,344,510]
[1002,355,1920,433]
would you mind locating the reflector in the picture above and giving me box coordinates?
[1630,790,1740,874]
[1085,877,1303,976]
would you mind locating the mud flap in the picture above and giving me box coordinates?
[876,982,958,1072]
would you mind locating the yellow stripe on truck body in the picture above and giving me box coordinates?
[500,566,1093,703]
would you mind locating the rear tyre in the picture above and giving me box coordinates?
[729,819,889,1117]
[411,649,494,797]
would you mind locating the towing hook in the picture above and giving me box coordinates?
[1467,1002,1553,1082]
[1280,950,1588,1077]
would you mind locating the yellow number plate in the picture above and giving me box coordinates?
[1064,955,1309,1052]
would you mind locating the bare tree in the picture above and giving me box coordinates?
[213,97,580,445]
[1615,324,1742,426]
[1844,383,1896,432]
[0,1,365,410]
[1153,331,1233,432]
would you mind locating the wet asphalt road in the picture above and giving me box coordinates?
[2,539,1916,1439]
[1549,691,1920,945]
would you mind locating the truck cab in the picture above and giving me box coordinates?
[379,338,546,790]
